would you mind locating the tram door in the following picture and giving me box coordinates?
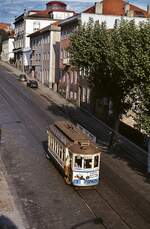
[64,150,72,184]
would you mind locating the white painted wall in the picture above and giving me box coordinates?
[25,19,56,48]
[81,13,149,28]
[1,38,14,62]
[30,28,60,87]
[53,11,74,20]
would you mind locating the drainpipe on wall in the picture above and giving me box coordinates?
[41,36,44,84]
[49,31,53,89]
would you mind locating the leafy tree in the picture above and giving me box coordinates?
[133,22,150,137]
[69,19,112,112]
[69,19,150,140]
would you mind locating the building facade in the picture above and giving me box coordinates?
[14,13,53,72]
[28,1,75,89]
[29,23,61,90]
[84,0,149,17]
[13,1,74,73]
[1,37,14,62]
[0,23,14,58]
[58,0,149,109]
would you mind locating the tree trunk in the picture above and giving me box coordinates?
[108,100,121,148]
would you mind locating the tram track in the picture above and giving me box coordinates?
[100,161,150,225]
[75,189,107,229]
[0,71,150,229]
[0,83,46,143]
[74,171,150,229]
[75,189,132,229]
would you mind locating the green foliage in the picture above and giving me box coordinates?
[69,18,150,134]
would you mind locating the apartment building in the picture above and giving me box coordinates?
[28,1,75,89]
[58,0,149,108]
[0,23,13,56]
[1,36,14,62]
[84,0,149,17]
[13,1,74,72]
[29,23,60,90]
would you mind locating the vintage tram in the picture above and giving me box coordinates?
[46,120,101,187]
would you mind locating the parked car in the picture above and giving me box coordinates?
[27,80,38,89]
[19,74,27,82]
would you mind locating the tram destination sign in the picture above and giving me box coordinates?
[50,126,67,145]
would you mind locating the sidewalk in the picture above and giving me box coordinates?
[1,61,150,223]
[0,144,26,229]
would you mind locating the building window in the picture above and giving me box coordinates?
[74,92,77,100]
[82,87,86,103]
[70,91,73,99]
[74,71,77,84]
[70,72,73,84]
[87,88,90,103]
[33,22,40,31]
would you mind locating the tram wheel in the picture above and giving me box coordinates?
[45,152,50,160]
[64,176,71,185]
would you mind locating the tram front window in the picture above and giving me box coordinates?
[75,156,82,168]
[94,155,99,168]
[84,158,92,169]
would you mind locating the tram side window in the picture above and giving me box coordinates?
[75,156,82,168]
[94,156,99,168]
[48,136,50,147]
[50,136,52,147]
[84,158,92,169]
[62,149,65,161]
[60,149,62,159]
[51,138,54,150]
[57,142,59,154]
[54,141,56,152]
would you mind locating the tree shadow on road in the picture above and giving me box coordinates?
[108,142,150,183]
[0,215,18,229]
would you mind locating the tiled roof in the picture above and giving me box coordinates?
[0,23,11,31]
[82,1,148,18]
[83,5,95,14]
[130,4,147,17]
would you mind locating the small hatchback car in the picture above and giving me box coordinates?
[27,80,38,89]
[19,74,27,82]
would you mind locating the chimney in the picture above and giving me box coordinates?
[24,8,27,16]
[125,1,130,15]
[147,4,150,18]
[126,10,134,17]
[95,1,103,14]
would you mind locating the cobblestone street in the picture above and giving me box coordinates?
[0,61,150,229]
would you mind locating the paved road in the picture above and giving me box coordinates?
[0,63,150,229]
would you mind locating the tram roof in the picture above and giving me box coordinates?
[54,121,90,142]
[68,142,99,155]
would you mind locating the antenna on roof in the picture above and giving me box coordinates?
[24,8,27,16]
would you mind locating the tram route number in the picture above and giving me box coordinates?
[73,179,98,185]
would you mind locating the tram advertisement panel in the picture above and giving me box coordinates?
[72,170,99,186]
